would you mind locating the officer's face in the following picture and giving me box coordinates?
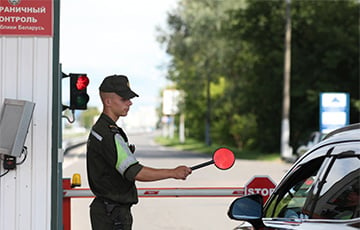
[110,94,133,117]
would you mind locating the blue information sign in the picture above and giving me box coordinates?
[320,93,349,134]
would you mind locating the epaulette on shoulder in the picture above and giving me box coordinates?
[109,125,128,143]
[109,125,119,134]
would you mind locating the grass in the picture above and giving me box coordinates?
[155,135,281,161]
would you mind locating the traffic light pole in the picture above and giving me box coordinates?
[51,1,63,229]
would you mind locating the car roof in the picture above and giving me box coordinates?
[323,123,360,140]
[292,123,360,168]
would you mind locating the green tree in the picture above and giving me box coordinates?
[290,0,359,146]
[78,107,100,129]
[159,0,360,153]
[224,0,359,151]
[158,0,244,144]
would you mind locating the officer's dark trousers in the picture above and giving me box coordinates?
[90,197,133,230]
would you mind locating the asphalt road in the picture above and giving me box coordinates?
[63,131,292,230]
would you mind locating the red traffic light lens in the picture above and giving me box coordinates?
[76,75,89,90]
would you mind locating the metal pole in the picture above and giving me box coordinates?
[51,1,62,229]
[62,179,72,230]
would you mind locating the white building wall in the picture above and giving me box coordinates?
[0,37,53,230]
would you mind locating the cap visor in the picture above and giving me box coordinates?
[117,90,139,99]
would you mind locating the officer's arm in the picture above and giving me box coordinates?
[134,165,191,181]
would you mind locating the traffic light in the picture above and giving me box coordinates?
[69,73,89,110]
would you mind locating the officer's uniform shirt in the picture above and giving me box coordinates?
[87,113,143,205]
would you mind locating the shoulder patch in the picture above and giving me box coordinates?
[91,130,103,141]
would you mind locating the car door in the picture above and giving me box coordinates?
[262,142,360,229]
[303,143,360,220]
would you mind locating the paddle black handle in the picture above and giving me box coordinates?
[190,159,214,170]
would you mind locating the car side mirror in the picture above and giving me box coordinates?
[228,194,264,229]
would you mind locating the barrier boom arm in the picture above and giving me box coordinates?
[63,187,245,198]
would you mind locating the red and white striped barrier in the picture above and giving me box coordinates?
[62,175,275,230]
[63,187,245,198]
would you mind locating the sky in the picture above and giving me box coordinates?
[60,0,179,129]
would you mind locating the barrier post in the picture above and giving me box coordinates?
[63,178,71,230]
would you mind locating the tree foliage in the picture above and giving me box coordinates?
[158,0,360,153]
[79,107,100,129]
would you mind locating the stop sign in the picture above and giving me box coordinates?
[245,176,276,203]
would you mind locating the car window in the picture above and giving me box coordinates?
[311,156,360,220]
[264,157,325,219]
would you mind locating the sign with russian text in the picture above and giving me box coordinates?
[0,0,53,36]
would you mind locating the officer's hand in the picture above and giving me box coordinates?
[174,166,192,180]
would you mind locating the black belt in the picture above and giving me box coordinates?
[95,197,132,210]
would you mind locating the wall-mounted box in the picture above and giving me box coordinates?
[0,99,35,157]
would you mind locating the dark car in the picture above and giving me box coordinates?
[228,123,360,230]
